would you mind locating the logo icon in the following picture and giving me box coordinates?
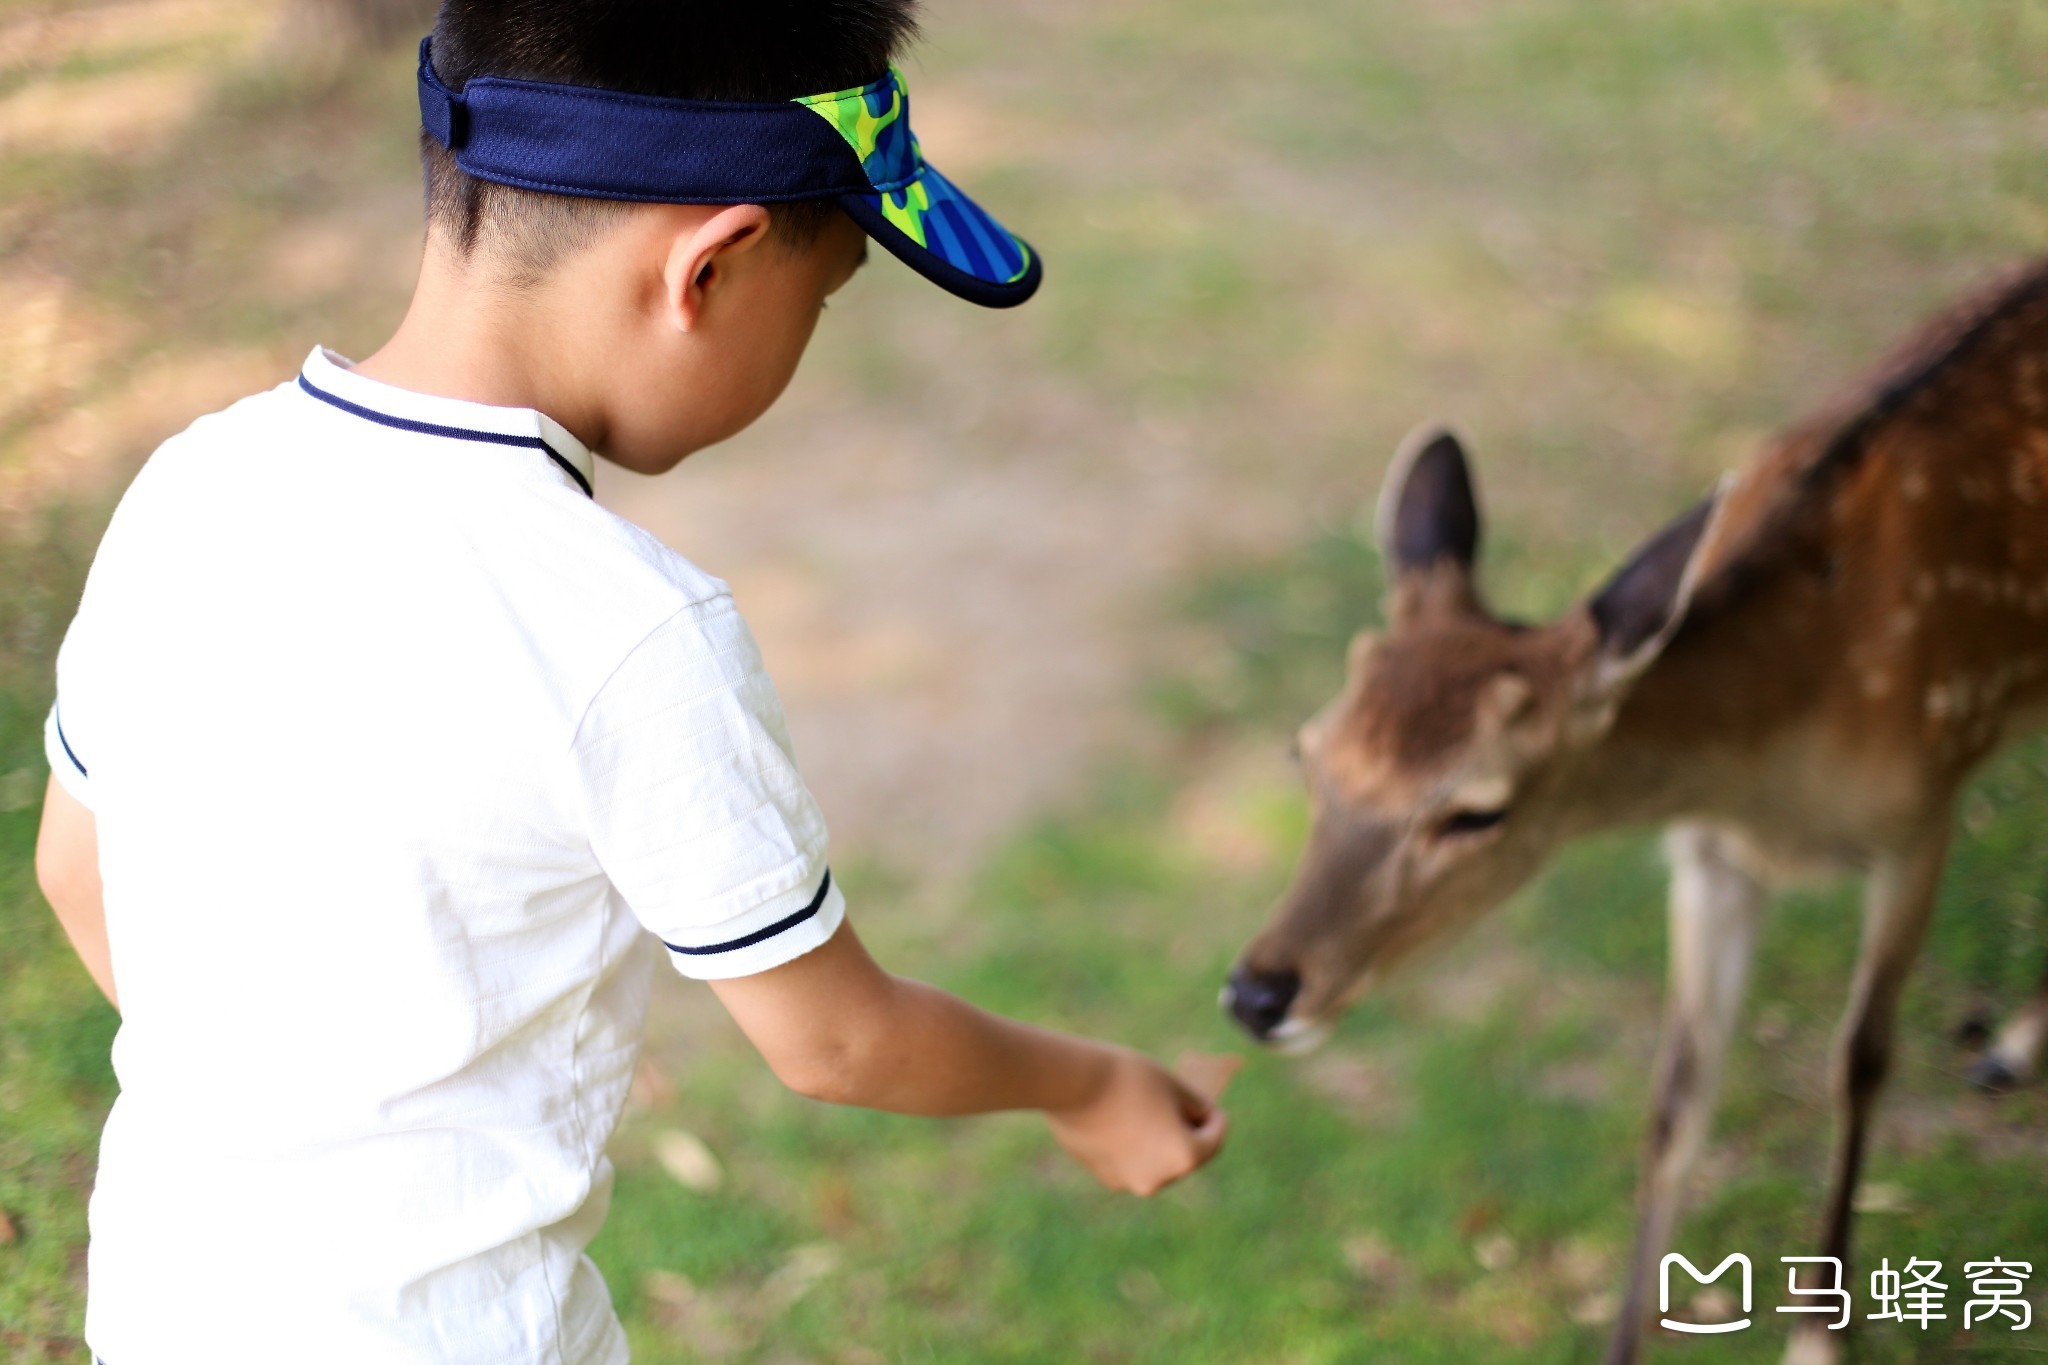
[1660,1253,1753,1334]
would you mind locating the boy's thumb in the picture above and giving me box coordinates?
[1175,1051,1244,1111]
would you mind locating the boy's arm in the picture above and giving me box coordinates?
[35,774,118,1011]
[710,921,1228,1196]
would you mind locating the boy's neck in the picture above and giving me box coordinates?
[353,236,614,452]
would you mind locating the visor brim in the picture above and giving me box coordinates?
[838,162,1042,309]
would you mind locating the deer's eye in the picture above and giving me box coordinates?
[1435,807,1508,839]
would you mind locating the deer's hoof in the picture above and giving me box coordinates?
[1955,1010,1995,1049]
[1782,1327,1842,1365]
[1968,1053,2022,1096]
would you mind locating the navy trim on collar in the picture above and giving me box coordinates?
[296,372,594,499]
[662,870,833,957]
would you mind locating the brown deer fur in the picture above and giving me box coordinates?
[1225,261,2048,1365]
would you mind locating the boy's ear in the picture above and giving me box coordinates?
[663,203,773,333]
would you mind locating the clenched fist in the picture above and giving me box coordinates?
[1046,1047,1231,1195]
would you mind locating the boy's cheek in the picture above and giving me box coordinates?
[718,310,825,430]
[601,292,824,472]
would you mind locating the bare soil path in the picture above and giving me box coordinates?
[597,334,1301,879]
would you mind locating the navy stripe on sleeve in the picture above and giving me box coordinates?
[662,870,833,957]
[54,705,88,778]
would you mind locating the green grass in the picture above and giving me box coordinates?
[0,513,115,1363]
[586,521,2048,1363]
[7,0,2048,1361]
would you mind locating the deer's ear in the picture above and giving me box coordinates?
[1376,425,1480,578]
[1588,494,1718,678]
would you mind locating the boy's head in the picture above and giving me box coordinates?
[422,1,919,280]
[406,0,1039,473]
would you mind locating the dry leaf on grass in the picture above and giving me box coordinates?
[642,1268,745,1358]
[764,1242,841,1311]
[1341,1231,1401,1285]
[653,1128,724,1193]
[1457,1199,1499,1236]
[642,1269,696,1310]
[1853,1181,1912,1215]
[1473,1230,1519,1272]
[1571,1290,1620,1327]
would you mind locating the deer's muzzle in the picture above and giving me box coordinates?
[1222,963,1301,1040]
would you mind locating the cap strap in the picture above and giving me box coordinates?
[417,38,465,148]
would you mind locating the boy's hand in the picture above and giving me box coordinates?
[1046,1047,1229,1196]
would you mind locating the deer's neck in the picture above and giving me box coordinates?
[1560,592,1843,841]
[1553,266,2048,847]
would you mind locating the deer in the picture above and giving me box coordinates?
[1221,261,2048,1365]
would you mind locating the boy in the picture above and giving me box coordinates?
[32,3,1227,1361]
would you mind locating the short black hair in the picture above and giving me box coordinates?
[423,0,921,282]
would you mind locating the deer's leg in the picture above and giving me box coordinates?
[1785,821,1952,1365]
[1968,954,2048,1094]
[1605,824,1766,1365]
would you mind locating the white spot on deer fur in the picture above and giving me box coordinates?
[1887,608,1916,637]
[1901,469,1928,501]
[2013,462,2043,504]
[2023,357,2048,411]
[1914,573,1938,602]
[1934,669,2027,734]
[1944,566,1996,596]
[1861,669,1892,699]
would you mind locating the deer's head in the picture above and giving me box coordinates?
[1223,427,1718,1049]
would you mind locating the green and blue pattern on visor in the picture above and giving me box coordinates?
[415,39,1041,308]
[794,69,1037,305]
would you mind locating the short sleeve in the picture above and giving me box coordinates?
[570,597,843,980]
[46,622,94,809]
[45,702,94,809]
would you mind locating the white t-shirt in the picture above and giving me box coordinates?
[45,347,846,1365]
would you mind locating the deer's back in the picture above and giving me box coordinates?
[1650,264,2048,832]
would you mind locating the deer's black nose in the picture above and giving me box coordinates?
[1225,965,1301,1039]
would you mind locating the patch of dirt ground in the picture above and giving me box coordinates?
[598,377,1304,883]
